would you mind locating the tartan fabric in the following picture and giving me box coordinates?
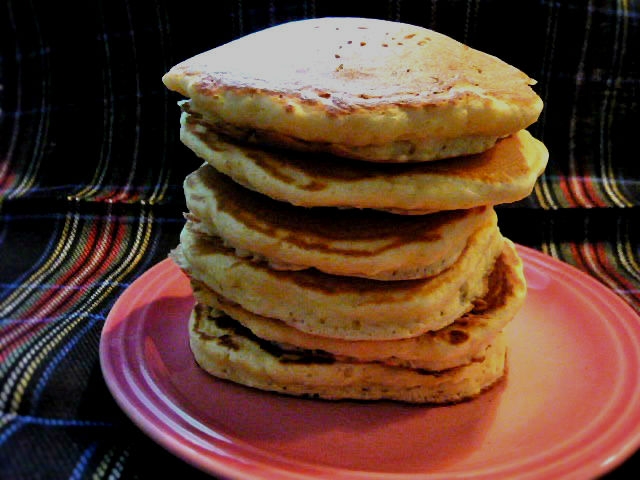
[0,201,192,479]
[1,0,639,207]
[0,0,639,478]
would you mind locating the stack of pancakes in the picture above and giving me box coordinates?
[163,17,548,403]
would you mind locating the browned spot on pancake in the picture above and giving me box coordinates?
[473,251,515,311]
[204,306,336,365]
[193,234,432,297]
[211,314,240,332]
[186,112,530,187]
[276,350,336,365]
[471,298,490,313]
[183,111,328,190]
[192,305,218,340]
[410,247,517,346]
[448,330,469,344]
[424,134,530,182]
[192,305,240,346]
[268,263,429,296]
[245,148,328,191]
[193,165,484,258]
[217,334,240,350]
[186,111,402,183]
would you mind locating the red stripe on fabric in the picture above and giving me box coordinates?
[0,216,137,369]
[0,321,48,364]
[567,174,603,208]
[595,243,640,311]
[31,221,128,320]
[0,227,99,340]
[582,175,607,208]
[568,241,639,313]
[19,219,117,320]
[558,175,580,207]
[568,243,589,271]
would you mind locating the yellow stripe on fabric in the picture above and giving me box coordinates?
[2,208,154,413]
[116,0,144,204]
[1,211,111,409]
[68,207,154,319]
[68,1,115,203]
[146,8,172,207]
[5,1,51,200]
[31,211,118,322]
[89,434,129,479]
[600,0,634,208]
[567,0,597,207]
[541,239,560,260]
[533,0,560,210]
[0,413,16,429]
[146,172,170,206]
[0,311,82,407]
[5,314,86,412]
[533,174,555,210]
[581,242,636,310]
[605,245,640,313]
[109,449,129,480]
[93,447,115,480]
[618,220,640,284]
[0,213,79,317]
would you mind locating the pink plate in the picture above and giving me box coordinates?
[100,245,640,479]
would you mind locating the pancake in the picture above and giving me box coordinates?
[163,17,542,162]
[172,220,504,340]
[180,111,548,213]
[189,303,508,403]
[184,163,497,280]
[189,239,525,371]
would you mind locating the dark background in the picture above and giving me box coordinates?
[0,1,638,478]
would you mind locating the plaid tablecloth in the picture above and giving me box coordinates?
[1,1,638,478]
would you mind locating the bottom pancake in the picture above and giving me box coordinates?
[189,303,508,404]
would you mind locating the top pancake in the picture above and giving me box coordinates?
[163,17,543,162]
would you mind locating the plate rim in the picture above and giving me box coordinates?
[100,245,640,480]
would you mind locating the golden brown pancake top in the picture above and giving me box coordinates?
[184,111,547,192]
[164,17,542,146]
[186,164,489,255]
